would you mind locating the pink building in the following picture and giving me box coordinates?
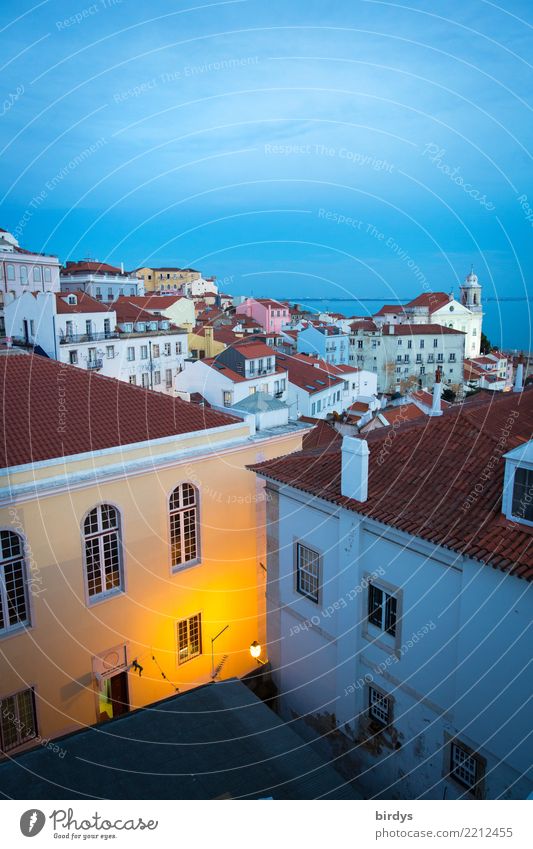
[235,297,289,334]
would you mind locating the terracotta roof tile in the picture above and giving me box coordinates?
[0,355,239,468]
[249,389,533,580]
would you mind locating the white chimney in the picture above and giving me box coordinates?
[513,361,524,393]
[341,436,369,502]
[120,262,124,274]
[388,324,395,334]
[429,368,443,417]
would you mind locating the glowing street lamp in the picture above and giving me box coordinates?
[250,640,267,665]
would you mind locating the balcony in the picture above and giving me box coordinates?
[59,331,119,344]
[87,359,103,370]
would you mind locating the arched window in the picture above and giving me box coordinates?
[83,505,123,600]
[169,484,198,569]
[0,531,30,634]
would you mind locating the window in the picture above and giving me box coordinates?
[449,353,456,362]
[0,688,37,751]
[433,338,438,348]
[20,265,27,284]
[296,543,320,603]
[368,686,391,726]
[311,402,316,415]
[420,339,425,348]
[450,741,484,793]
[165,368,172,388]
[127,347,135,361]
[154,370,161,385]
[164,343,171,356]
[95,287,101,299]
[223,390,232,407]
[69,350,78,365]
[437,353,444,362]
[396,355,402,363]
[397,339,402,346]
[0,531,30,635]
[368,583,397,636]
[358,339,363,349]
[83,505,123,600]
[175,341,182,355]
[106,345,114,359]
[152,344,160,358]
[129,375,136,385]
[140,345,148,360]
[141,373,149,388]
[6,264,15,281]
[107,288,113,300]
[169,483,198,569]
[177,613,202,664]
[416,354,422,363]
[407,340,412,349]
[512,467,533,522]
[30,320,35,336]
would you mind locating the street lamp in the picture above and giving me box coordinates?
[250,640,267,665]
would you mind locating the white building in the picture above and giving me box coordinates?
[4,291,187,394]
[372,270,484,358]
[249,388,533,800]
[349,321,465,395]
[60,260,144,302]
[276,353,378,420]
[118,294,195,329]
[176,339,289,409]
[0,228,60,334]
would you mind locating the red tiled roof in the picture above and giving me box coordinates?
[255,298,287,309]
[122,295,186,309]
[379,403,426,425]
[232,339,277,359]
[203,357,287,384]
[62,261,126,276]
[404,292,451,313]
[382,323,465,336]
[250,390,533,580]
[373,304,407,317]
[55,293,110,314]
[349,319,378,332]
[411,389,450,410]
[302,420,342,450]
[111,299,163,324]
[0,355,240,468]
[349,401,370,413]
[276,354,343,393]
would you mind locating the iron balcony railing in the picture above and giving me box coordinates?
[59,331,119,344]
[86,359,103,370]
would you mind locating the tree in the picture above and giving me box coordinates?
[480,332,492,354]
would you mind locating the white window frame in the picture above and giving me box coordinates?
[0,530,30,636]
[368,685,392,726]
[0,687,37,751]
[82,504,124,604]
[169,483,199,571]
[296,542,320,603]
[176,613,202,664]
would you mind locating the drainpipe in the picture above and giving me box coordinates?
[149,339,153,390]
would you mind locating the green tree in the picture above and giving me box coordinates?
[480,332,492,354]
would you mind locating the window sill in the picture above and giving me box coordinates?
[87,588,124,607]
[171,558,202,574]
[0,622,32,642]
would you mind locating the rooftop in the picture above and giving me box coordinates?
[382,323,465,336]
[404,292,452,313]
[0,679,359,800]
[250,389,533,580]
[0,354,239,468]
[55,292,110,314]
[61,261,129,277]
[276,353,343,393]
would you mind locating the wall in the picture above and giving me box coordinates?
[263,484,532,800]
[0,428,306,751]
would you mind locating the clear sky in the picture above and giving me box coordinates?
[1,0,532,308]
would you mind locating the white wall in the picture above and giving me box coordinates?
[263,484,532,800]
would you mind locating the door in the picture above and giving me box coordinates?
[98,672,129,721]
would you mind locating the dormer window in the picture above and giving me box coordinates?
[67,294,77,305]
[160,320,169,330]
[136,322,146,332]
[123,322,133,333]
[511,467,533,523]
[503,442,533,526]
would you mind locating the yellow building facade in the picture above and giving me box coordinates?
[135,267,201,294]
[0,354,305,754]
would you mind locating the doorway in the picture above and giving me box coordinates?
[97,671,129,721]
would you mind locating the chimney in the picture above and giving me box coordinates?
[513,358,524,393]
[341,436,369,502]
[120,262,124,274]
[429,368,443,416]
[388,324,395,335]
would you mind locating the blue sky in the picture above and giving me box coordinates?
[1,0,532,309]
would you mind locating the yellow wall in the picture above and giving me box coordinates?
[0,428,303,750]
[136,267,200,294]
